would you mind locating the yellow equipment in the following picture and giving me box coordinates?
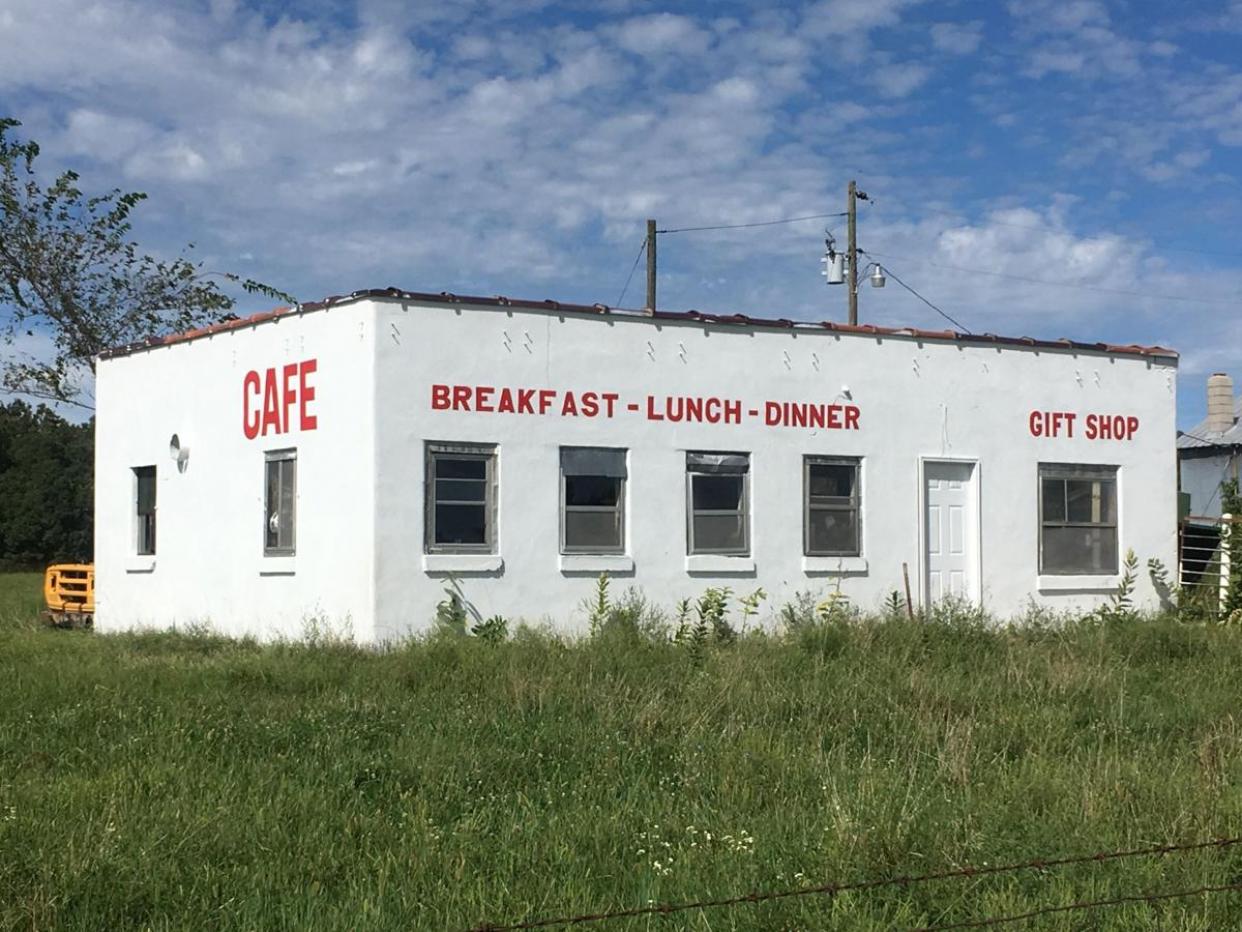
[43,564,94,627]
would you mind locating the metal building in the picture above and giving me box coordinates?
[1178,373,1242,519]
[94,288,1178,640]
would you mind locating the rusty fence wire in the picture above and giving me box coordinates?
[913,881,1242,930]
[468,836,1242,931]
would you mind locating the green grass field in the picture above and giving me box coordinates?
[0,571,43,621]
[3,573,1242,930]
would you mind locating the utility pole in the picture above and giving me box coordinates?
[822,181,878,322]
[645,218,657,312]
[846,180,858,326]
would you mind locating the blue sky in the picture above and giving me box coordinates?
[1,0,1240,426]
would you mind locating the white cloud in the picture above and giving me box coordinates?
[711,77,761,106]
[873,62,932,98]
[613,13,710,57]
[2,0,1240,429]
[1140,149,1211,182]
[1009,0,1109,33]
[126,139,210,182]
[62,109,158,161]
[1169,70,1242,146]
[855,206,1242,373]
[1025,47,1085,77]
[803,0,920,37]
[1008,0,1148,79]
[930,21,982,54]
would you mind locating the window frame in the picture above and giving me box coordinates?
[263,449,297,557]
[1038,463,1118,575]
[685,451,751,556]
[559,446,627,555]
[803,456,862,557]
[133,465,157,556]
[425,442,498,554]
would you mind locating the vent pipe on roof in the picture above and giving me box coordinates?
[1207,372,1235,434]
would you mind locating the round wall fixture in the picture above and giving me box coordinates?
[169,433,191,473]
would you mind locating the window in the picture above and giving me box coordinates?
[264,450,297,555]
[426,443,496,552]
[686,451,749,555]
[561,447,626,553]
[134,466,156,555]
[804,457,861,556]
[1039,464,1118,574]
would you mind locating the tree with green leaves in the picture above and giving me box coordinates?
[0,118,292,409]
[0,400,93,566]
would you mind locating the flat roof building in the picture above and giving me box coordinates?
[94,288,1178,641]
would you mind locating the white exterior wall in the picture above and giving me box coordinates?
[373,298,1177,638]
[1180,453,1236,518]
[95,295,1177,642]
[94,305,377,639]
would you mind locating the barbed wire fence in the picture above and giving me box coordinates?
[468,836,1242,931]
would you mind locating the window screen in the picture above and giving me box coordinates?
[264,450,297,556]
[1039,464,1117,574]
[804,457,860,556]
[134,466,156,556]
[686,451,749,555]
[561,447,626,553]
[426,443,496,552]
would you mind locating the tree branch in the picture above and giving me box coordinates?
[0,385,95,412]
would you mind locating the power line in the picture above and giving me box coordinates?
[614,238,647,308]
[658,211,847,235]
[860,254,972,333]
[863,249,1238,306]
[872,197,1242,261]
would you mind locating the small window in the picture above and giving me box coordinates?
[561,447,626,553]
[1039,464,1117,574]
[426,443,497,552]
[134,466,156,555]
[264,450,297,556]
[686,451,749,555]
[804,457,861,556]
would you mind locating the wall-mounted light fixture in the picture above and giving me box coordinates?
[169,434,190,474]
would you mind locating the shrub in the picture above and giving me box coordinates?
[918,595,992,629]
[815,588,854,625]
[1095,549,1138,623]
[738,587,767,630]
[1222,480,1242,616]
[471,615,508,644]
[586,572,611,636]
[883,589,905,620]
[599,587,668,642]
[434,575,482,637]
[778,590,819,631]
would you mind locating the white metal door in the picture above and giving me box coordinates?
[924,461,977,604]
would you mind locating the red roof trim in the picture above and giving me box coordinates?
[96,288,1179,361]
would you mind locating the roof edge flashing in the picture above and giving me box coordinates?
[96,287,1180,363]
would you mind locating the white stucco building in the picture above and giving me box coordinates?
[94,288,1178,641]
